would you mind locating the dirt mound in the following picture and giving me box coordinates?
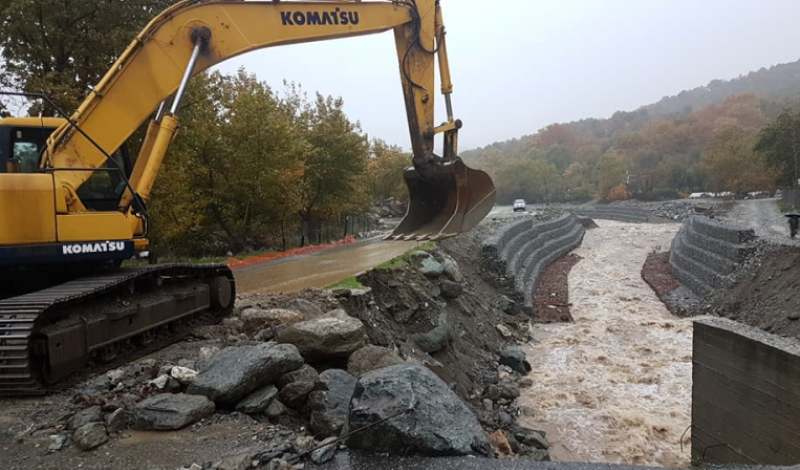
[644,241,800,339]
[709,245,800,338]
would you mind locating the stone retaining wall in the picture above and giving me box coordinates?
[482,214,585,313]
[573,206,652,223]
[692,318,800,465]
[669,216,755,296]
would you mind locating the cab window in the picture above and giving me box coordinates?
[1,126,54,173]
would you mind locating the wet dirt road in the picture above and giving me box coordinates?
[234,239,419,293]
[723,198,800,246]
[519,221,693,467]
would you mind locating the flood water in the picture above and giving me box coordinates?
[234,239,419,293]
[519,221,693,467]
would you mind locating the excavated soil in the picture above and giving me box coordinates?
[532,254,580,323]
[709,245,800,339]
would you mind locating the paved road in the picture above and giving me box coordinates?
[722,198,800,245]
[233,238,419,294]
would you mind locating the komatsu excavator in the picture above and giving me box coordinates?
[0,0,495,395]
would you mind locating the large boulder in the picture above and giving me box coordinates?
[308,369,357,437]
[187,342,303,406]
[133,393,215,431]
[347,345,404,377]
[276,310,366,360]
[346,364,489,456]
[240,308,304,333]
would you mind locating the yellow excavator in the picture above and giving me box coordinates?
[0,0,495,395]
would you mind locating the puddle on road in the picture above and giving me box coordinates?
[519,221,692,467]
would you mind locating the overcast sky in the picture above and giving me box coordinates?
[215,0,800,152]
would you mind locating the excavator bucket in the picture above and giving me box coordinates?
[388,158,496,241]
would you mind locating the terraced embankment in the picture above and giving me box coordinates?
[669,216,755,296]
[573,206,652,223]
[481,214,585,313]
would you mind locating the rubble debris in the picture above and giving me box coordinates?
[170,366,199,385]
[489,430,513,456]
[278,380,315,409]
[499,346,532,374]
[72,422,108,451]
[68,406,103,430]
[105,408,130,433]
[439,279,463,299]
[277,364,319,388]
[188,343,304,406]
[347,364,489,456]
[266,399,288,419]
[47,434,68,452]
[310,437,338,464]
[235,385,279,414]
[410,312,451,353]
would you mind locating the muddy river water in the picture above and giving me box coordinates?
[519,221,692,467]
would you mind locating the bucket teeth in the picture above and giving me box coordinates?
[390,157,495,240]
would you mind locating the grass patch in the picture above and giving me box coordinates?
[326,276,365,290]
[375,241,436,271]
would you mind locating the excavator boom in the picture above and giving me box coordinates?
[40,0,494,241]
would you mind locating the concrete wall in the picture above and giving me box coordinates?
[482,214,585,313]
[692,318,800,465]
[669,216,755,296]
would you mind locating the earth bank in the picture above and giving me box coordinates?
[0,214,550,470]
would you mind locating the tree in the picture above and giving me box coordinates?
[368,139,410,203]
[296,94,369,245]
[0,0,174,114]
[595,151,627,200]
[702,126,776,193]
[755,109,800,187]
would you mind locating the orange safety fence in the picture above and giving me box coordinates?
[227,235,358,270]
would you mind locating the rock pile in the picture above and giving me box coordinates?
[41,243,550,465]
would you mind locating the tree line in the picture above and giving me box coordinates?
[465,93,800,203]
[0,0,409,256]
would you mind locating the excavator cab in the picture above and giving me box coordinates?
[0,118,62,174]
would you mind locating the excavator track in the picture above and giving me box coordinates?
[0,264,234,396]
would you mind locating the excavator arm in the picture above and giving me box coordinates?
[42,0,494,241]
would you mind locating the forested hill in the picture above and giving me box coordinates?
[643,59,800,117]
[463,58,800,204]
